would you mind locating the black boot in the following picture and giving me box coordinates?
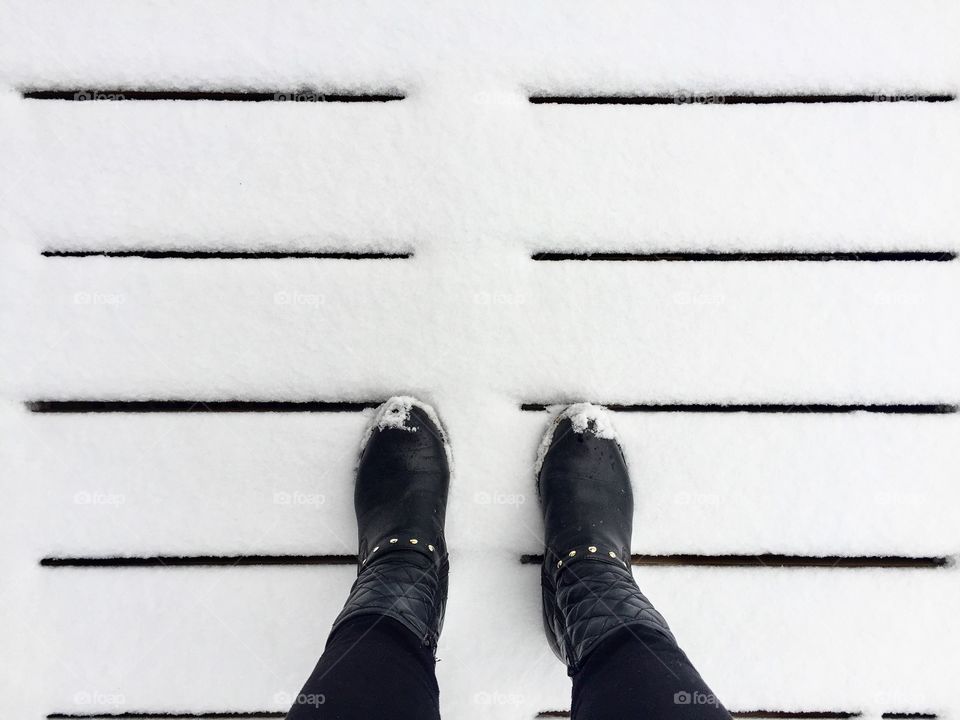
[537,403,675,675]
[328,396,451,653]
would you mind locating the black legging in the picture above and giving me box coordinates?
[286,615,730,720]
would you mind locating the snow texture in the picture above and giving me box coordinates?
[2,2,959,719]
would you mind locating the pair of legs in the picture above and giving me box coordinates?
[286,398,729,720]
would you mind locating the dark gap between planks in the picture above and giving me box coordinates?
[40,555,357,568]
[48,401,956,416]
[26,400,382,413]
[520,403,957,414]
[730,715,861,720]
[529,92,956,105]
[22,89,404,102]
[48,715,286,720]
[42,250,413,260]
[540,710,937,718]
[531,251,957,262]
[519,554,949,569]
[45,710,937,720]
[540,712,861,719]
[40,554,950,569]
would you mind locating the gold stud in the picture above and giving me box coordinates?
[428,544,435,552]
[557,560,563,568]
[389,538,398,544]
[608,551,617,558]
[568,550,577,557]
[410,538,418,545]
[588,546,597,553]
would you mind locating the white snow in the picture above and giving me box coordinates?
[1,2,958,719]
[371,397,423,435]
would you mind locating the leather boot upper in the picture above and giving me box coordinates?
[538,405,675,674]
[330,397,451,651]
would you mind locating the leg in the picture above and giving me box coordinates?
[572,624,729,719]
[286,616,439,720]
[537,404,731,719]
[285,397,451,720]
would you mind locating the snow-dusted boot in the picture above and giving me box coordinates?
[329,396,451,653]
[537,404,675,675]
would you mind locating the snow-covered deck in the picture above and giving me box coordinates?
[2,2,958,718]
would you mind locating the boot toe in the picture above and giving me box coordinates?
[362,396,451,469]
[536,404,624,490]
[536,404,633,565]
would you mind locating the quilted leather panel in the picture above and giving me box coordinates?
[330,551,448,650]
[553,558,675,672]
